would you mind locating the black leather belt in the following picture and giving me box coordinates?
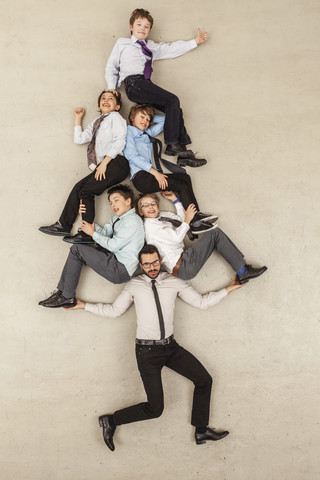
[136,334,174,346]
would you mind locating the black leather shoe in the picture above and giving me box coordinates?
[236,264,268,285]
[164,143,186,156]
[177,156,207,167]
[63,231,94,244]
[38,291,76,308]
[39,222,70,236]
[190,221,218,235]
[193,212,219,224]
[195,427,229,445]
[99,415,116,452]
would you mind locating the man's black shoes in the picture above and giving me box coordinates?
[195,427,229,445]
[38,291,76,308]
[63,231,94,244]
[236,264,268,285]
[99,415,116,452]
[39,222,70,236]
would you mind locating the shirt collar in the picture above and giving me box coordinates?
[131,34,146,45]
[141,272,165,286]
[114,207,136,220]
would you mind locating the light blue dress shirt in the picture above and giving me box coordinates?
[92,208,145,276]
[123,114,165,180]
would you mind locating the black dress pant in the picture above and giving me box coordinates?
[114,340,212,428]
[59,155,129,231]
[124,75,191,146]
[132,170,199,211]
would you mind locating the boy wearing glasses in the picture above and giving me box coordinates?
[137,192,267,285]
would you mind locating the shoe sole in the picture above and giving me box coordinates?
[200,215,218,223]
[177,160,207,167]
[62,238,94,244]
[191,223,218,235]
[195,431,229,445]
[39,301,77,308]
[39,228,69,236]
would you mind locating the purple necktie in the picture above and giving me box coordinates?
[87,114,107,170]
[136,40,153,79]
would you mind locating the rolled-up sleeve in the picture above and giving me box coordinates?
[177,281,228,310]
[85,286,134,318]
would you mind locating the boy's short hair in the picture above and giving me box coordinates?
[107,184,135,207]
[129,8,154,29]
[129,104,155,125]
[98,90,122,113]
[138,244,160,263]
[137,193,159,216]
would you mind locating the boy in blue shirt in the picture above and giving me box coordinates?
[106,8,208,167]
[38,185,145,309]
[124,104,217,235]
[39,91,129,244]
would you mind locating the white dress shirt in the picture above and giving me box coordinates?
[85,272,228,340]
[144,202,188,273]
[105,35,198,89]
[74,111,127,168]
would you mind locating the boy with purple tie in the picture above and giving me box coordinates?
[105,8,208,167]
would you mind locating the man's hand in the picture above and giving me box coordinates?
[74,108,85,126]
[81,220,95,236]
[161,191,178,202]
[225,275,246,294]
[196,28,208,45]
[64,298,86,310]
[153,171,168,190]
[184,204,197,224]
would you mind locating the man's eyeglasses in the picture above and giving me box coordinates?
[141,259,160,268]
[141,201,157,209]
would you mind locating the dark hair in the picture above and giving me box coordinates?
[107,184,135,207]
[129,104,155,125]
[137,193,159,216]
[138,244,160,263]
[98,90,122,113]
[129,8,154,29]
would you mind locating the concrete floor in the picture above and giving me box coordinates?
[1,0,320,479]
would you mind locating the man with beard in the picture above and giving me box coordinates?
[69,244,244,450]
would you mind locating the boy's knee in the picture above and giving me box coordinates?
[167,93,180,107]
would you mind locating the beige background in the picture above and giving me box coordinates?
[1,0,320,478]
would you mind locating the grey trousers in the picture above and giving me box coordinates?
[178,228,245,281]
[57,244,130,298]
